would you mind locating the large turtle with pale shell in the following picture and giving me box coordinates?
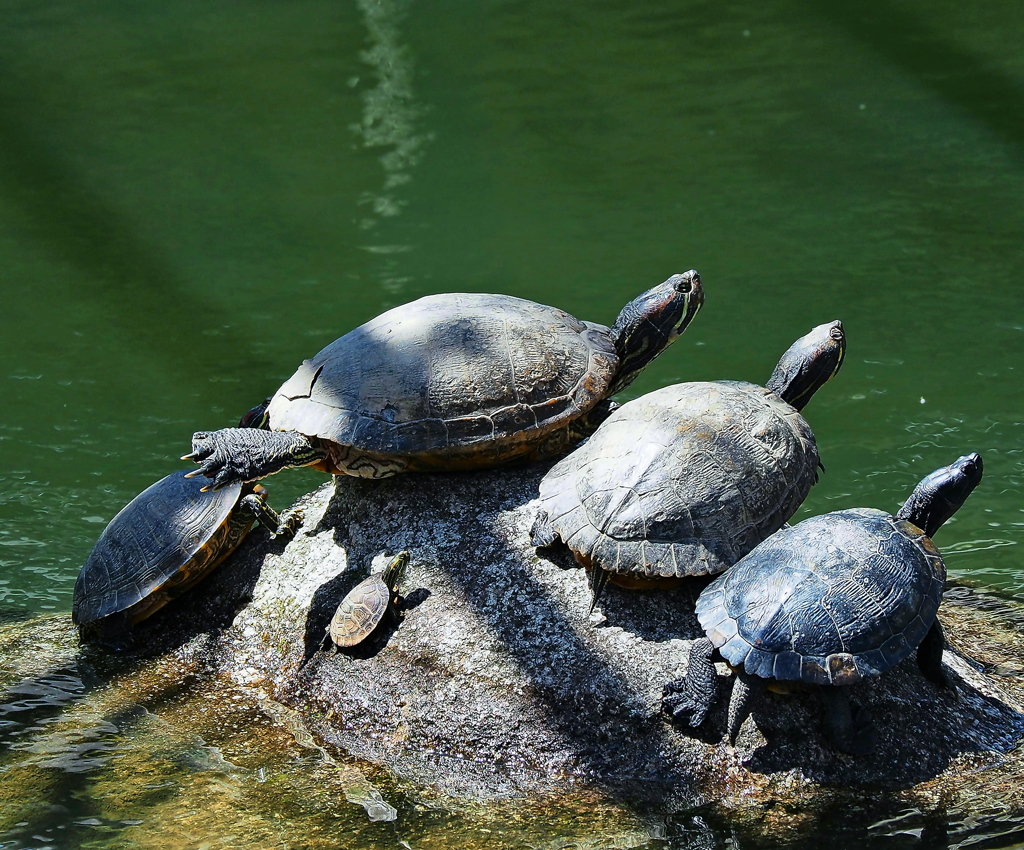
[531,320,846,611]
[184,272,703,488]
[662,452,984,754]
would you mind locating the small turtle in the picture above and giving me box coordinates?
[73,470,301,645]
[531,321,846,612]
[183,273,703,489]
[329,552,410,649]
[662,453,984,754]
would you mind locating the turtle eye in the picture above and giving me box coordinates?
[673,270,699,294]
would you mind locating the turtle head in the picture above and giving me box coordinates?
[765,320,846,411]
[238,398,272,429]
[609,270,704,394]
[382,551,410,589]
[896,452,983,538]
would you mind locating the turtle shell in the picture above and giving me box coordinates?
[535,380,819,579]
[696,508,946,686]
[265,293,618,468]
[330,574,391,647]
[72,471,245,627]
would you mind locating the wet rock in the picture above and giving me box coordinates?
[131,462,1024,828]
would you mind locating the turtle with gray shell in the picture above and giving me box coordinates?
[329,552,409,649]
[662,452,984,755]
[531,320,846,612]
[73,469,301,646]
[183,272,704,489]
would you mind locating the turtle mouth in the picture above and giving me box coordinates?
[952,452,984,487]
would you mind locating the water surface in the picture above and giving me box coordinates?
[0,0,1022,845]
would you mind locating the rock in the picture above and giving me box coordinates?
[122,462,1024,830]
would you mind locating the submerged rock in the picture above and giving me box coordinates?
[118,462,1024,830]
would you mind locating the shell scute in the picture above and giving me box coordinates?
[330,575,391,647]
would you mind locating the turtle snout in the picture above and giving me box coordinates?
[673,269,701,295]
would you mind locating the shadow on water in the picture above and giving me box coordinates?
[808,1,1024,160]
[0,54,268,398]
[0,640,203,846]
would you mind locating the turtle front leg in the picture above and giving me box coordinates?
[530,511,561,548]
[662,637,719,728]
[239,488,304,538]
[588,566,612,614]
[183,428,327,490]
[726,670,764,744]
[820,686,877,755]
[917,618,952,689]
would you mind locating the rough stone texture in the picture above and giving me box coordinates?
[131,461,1024,825]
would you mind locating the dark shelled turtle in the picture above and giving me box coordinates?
[183,272,703,489]
[663,452,984,754]
[531,321,846,612]
[73,469,301,645]
[329,552,409,649]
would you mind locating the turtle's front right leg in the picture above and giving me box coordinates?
[662,637,719,728]
[183,428,327,490]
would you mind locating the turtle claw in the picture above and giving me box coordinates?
[276,508,304,538]
[183,431,251,489]
[662,682,709,727]
[183,432,216,462]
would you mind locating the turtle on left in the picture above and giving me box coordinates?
[73,426,302,648]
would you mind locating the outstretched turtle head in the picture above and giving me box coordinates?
[609,270,704,394]
[896,452,984,538]
[382,550,410,591]
[765,320,846,411]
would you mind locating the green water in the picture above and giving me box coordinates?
[1,0,1023,845]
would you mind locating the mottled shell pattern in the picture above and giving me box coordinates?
[535,379,819,580]
[696,508,945,686]
[330,553,409,648]
[73,470,244,626]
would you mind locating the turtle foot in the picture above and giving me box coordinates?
[662,678,711,728]
[821,688,877,755]
[834,703,878,756]
[183,430,257,490]
[530,512,560,548]
[184,428,323,489]
[275,508,304,539]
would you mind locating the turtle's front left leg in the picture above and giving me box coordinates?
[917,618,952,690]
[239,487,304,538]
[662,637,719,728]
[183,428,327,490]
[820,687,877,755]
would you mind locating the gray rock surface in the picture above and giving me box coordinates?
[134,461,1024,824]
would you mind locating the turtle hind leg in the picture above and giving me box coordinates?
[588,566,612,614]
[917,619,951,689]
[183,428,327,490]
[529,400,620,462]
[662,637,718,728]
[727,671,764,744]
[530,511,560,548]
[239,490,304,538]
[820,687,877,755]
